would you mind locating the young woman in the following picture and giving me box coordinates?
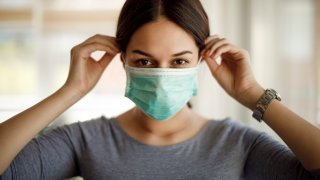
[1,0,319,179]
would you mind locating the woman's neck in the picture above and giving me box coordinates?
[132,106,196,136]
[116,106,208,146]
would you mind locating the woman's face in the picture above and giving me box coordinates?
[124,17,200,68]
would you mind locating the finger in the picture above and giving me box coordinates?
[83,34,119,51]
[211,44,232,59]
[204,34,220,44]
[201,40,217,56]
[203,37,220,50]
[98,53,116,69]
[207,39,229,57]
[204,55,220,76]
[85,34,117,45]
[203,38,231,59]
[202,40,216,54]
[202,37,226,56]
[75,42,119,60]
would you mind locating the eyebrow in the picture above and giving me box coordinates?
[132,50,193,57]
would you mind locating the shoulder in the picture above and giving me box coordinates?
[43,116,115,142]
[204,118,264,149]
[206,117,261,136]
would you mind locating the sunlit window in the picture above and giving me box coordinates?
[0,0,319,130]
[0,0,133,125]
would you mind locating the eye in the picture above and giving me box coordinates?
[134,59,154,67]
[173,59,189,65]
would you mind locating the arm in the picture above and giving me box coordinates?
[0,85,82,174]
[245,132,317,179]
[201,35,320,171]
[0,34,119,174]
[263,99,320,170]
[1,123,81,179]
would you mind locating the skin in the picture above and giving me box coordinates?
[0,16,319,174]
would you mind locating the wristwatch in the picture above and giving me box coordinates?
[252,89,281,122]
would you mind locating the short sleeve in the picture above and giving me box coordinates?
[1,125,80,180]
[244,132,319,180]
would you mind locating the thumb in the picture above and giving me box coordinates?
[98,52,117,70]
[204,56,220,77]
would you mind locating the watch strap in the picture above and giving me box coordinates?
[252,89,281,122]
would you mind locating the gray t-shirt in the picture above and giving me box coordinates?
[1,117,319,179]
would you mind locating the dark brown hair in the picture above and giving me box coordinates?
[116,0,210,53]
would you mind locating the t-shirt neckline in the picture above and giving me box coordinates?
[109,117,214,150]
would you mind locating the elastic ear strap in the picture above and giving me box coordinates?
[197,57,203,65]
[121,53,128,65]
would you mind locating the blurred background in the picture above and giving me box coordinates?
[0,0,319,141]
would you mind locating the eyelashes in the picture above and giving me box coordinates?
[173,59,190,65]
[134,59,153,66]
[132,58,191,67]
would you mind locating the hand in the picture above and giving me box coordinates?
[201,35,264,110]
[63,34,120,95]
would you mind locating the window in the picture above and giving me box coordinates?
[0,0,319,133]
[0,0,134,127]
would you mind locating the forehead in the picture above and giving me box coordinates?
[126,17,198,54]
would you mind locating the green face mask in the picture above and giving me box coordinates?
[125,65,199,121]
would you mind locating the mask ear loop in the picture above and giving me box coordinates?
[197,57,203,65]
[121,53,129,67]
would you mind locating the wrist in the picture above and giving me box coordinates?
[252,88,282,121]
[60,84,87,102]
[238,85,265,111]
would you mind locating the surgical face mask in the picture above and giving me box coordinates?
[124,63,199,121]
